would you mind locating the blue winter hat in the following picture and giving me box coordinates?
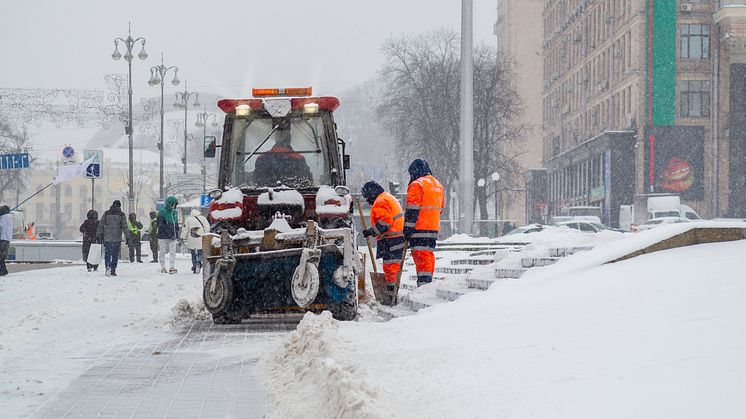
[408,159,432,183]
[361,181,385,205]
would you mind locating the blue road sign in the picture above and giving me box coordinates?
[0,153,30,170]
[62,146,75,158]
[85,163,101,178]
[200,194,213,207]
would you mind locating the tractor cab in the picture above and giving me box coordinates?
[202,88,361,324]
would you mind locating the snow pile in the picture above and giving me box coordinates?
[210,207,243,220]
[260,311,388,419]
[211,187,245,221]
[263,236,746,418]
[440,233,493,244]
[257,188,304,208]
[316,185,352,215]
[169,299,210,324]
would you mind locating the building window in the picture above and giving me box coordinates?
[680,80,711,117]
[680,24,710,59]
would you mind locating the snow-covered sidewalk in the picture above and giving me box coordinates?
[261,237,746,418]
[0,256,205,417]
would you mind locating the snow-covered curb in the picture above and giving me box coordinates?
[259,312,388,419]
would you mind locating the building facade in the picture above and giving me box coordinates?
[495,0,544,224]
[536,0,746,226]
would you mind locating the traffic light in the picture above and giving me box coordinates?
[388,181,400,196]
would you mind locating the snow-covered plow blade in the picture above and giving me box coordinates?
[202,222,359,324]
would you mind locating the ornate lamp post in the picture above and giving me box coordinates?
[173,81,200,174]
[194,107,219,195]
[111,23,148,214]
[147,53,180,201]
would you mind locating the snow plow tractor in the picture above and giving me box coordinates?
[202,87,361,324]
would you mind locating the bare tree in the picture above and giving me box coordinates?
[0,122,34,205]
[377,29,524,222]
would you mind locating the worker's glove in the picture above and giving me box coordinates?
[362,228,375,238]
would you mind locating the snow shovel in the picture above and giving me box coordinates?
[391,241,408,305]
[356,199,389,305]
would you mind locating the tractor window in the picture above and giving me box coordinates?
[231,115,332,189]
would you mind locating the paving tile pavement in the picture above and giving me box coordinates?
[30,316,301,419]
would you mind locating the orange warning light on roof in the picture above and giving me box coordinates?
[252,87,313,98]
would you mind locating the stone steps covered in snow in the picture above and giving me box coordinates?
[435,266,474,275]
[436,285,476,301]
[549,246,594,257]
[467,277,498,290]
[521,257,560,268]
[495,268,528,279]
[376,304,416,321]
[451,258,494,266]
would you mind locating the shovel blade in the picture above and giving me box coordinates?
[370,272,391,305]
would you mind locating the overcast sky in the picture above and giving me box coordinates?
[1,0,497,100]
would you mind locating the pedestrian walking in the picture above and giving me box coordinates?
[0,205,12,276]
[96,200,130,277]
[126,213,143,263]
[79,210,100,272]
[148,211,158,263]
[404,159,445,286]
[361,181,405,304]
[181,209,209,274]
[157,196,180,274]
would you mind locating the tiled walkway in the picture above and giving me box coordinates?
[31,316,301,418]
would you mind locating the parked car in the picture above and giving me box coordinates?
[504,223,544,236]
[634,217,691,232]
[555,220,620,233]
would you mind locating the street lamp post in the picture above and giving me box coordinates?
[194,106,218,195]
[173,81,200,174]
[147,53,180,201]
[492,172,500,236]
[111,22,148,214]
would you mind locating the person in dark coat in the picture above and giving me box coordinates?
[148,211,158,263]
[96,200,130,277]
[0,205,11,276]
[126,213,143,263]
[79,209,100,272]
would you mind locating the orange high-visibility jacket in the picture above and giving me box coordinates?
[370,191,404,239]
[405,174,445,232]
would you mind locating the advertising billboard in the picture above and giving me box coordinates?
[645,126,704,200]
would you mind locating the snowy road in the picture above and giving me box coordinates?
[0,256,293,418]
[31,318,298,418]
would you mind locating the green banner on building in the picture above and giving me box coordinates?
[648,0,677,126]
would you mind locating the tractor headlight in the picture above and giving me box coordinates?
[208,189,223,200]
[334,186,349,196]
[235,104,251,117]
[303,103,319,115]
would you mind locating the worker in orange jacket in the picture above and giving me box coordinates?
[361,180,405,302]
[404,159,444,286]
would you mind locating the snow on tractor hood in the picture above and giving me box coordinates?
[316,185,352,215]
[257,188,305,209]
[210,187,244,221]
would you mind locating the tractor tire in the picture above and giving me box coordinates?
[212,314,242,325]
[330,300,358,321]
[203,269,233,315]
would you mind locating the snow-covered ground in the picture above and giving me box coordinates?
[262,233,746,418]
[0,256,204,417]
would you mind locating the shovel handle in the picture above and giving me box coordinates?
[356,198,379,275]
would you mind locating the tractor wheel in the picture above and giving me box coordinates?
[330,300,358,321]
[203,270,233,315]
[330,282,358,321]
[212,314,241,325]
